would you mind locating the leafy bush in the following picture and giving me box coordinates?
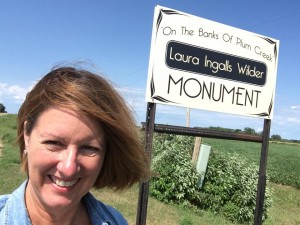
[150,134,273,224]
[201,151,273,223]
[150,134,200,205]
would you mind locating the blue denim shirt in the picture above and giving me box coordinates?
[0,181,128,225]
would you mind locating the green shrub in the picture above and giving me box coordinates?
[202,151,272,223]
[150,134,200,205]
[150,134,273,224]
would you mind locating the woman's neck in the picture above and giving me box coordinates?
[25,185,91,225]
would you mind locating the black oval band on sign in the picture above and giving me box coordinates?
[165,41,267,86]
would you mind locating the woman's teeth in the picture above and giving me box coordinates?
[50,176,78,187]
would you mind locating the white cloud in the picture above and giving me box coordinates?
[117,87,147,112]
[290,105,300,110]
[287,117,300,123]
[0,83,8,96]
[0,82,29,102]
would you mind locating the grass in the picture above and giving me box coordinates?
[265,183,300,225]
[1,114,300,224]
[93,186,237,225]
[0,114,26,192]
[94,183,300,225]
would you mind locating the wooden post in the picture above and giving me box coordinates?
[186,108,190,127]
[192,137,202,163]
[187,108,201,164]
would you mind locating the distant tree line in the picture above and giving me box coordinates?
[288,139,300,143]
[207,126,300,142]
[0,103,7,113]
[208,126,259,135]
[207,126,282,141]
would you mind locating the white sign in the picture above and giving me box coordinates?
[145,5,279,119]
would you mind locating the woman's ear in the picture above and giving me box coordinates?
[24,121,29,147]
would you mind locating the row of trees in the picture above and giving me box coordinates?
[208,126,282,140]
[0,103,7,113]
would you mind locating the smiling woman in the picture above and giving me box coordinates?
[0,66,149,225]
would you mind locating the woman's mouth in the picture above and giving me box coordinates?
[49,175,79,188]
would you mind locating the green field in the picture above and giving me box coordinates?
[1,114,300,224]
[202,138,300,189]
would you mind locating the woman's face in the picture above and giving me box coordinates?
[24,107,106,210]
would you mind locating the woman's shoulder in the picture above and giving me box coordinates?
[83,192,128,225]
[0,181,29,223]
[0,194,10,210]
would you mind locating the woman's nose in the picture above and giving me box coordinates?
[57,147,79,177]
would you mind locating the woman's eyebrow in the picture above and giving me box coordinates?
[39,131,105,148]
[39,132,67,142]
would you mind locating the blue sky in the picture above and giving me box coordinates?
[0,0,300,140]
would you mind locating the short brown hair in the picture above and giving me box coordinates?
[17,66,149,190]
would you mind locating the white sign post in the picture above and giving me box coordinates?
[146,5,279,119]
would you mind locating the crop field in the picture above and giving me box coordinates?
[202,138,300,189]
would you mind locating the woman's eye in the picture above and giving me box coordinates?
[44,141,63,151]
[80,145,100,156]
